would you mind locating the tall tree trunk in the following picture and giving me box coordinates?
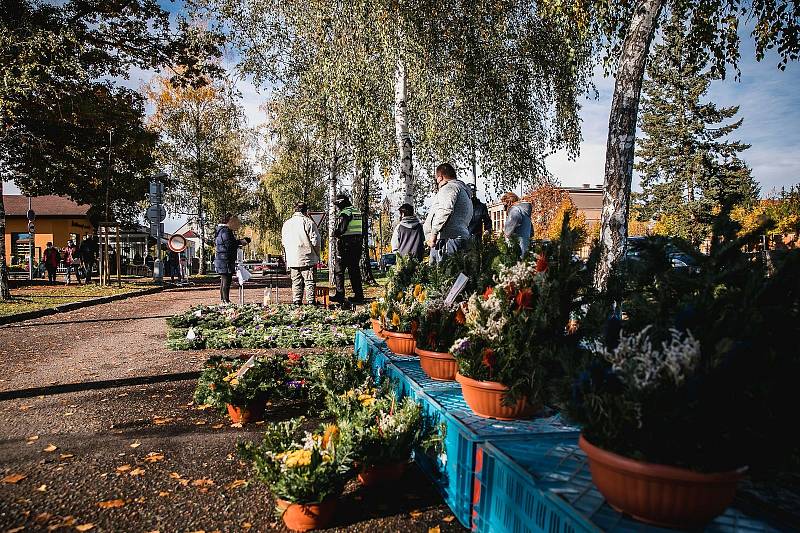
[327,136,339,287]
[358,159,376,285]
[0,182,11,300]
[395,56,414,204]
[198,186,206,275]
[594,0,665,295]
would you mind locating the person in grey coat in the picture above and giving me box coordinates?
[214,213,251,303]
[501,192,533,257]
[423,163,473,264]
[391,203,425,261]
[281,202,321,305]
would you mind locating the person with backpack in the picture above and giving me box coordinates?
[43,242,60,283]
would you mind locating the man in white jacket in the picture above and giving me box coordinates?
[423,163,473,264]
[281,203,322,305]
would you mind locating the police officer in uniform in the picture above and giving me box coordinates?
[331,193,364,304]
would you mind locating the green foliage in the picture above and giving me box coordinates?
[568,209,800,472]
[634,17,759,245]
[303,350,372,414]
[238,418,347,507]
[193,354,306,410]
[338,396,425,468]
[414,298,467,353]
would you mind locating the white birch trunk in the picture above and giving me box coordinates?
[395,57,413,204]
[594,0,665,295]
[327,139,339,287]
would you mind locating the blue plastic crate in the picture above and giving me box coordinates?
[413,387,581,529]
[473,437,788,533]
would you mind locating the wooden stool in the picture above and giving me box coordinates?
[315,286,331,307]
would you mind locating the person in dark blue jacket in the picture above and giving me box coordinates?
[214,213,251,303]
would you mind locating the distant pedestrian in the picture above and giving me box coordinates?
[501,192,533,257]
[467,183,493,238]
[331,193,364,304]
[43,242,60,283]
[423,163,473,265]
[79,235,98,283]
[391,203,425,261]
[214,213,251,304]
[63,240,81,285]
[168,249,182,282]
[281,202,321,305]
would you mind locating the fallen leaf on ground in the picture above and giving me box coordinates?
[241,523,251,530]
[144,453,164,463]
[116,465,132,473]
[1,473,26,484]
[428,527,440,533]
[409,510,423,519]
[59,453,74,459]
[194,420,206,425]
[75,524,95,531]
[35,512,52,523]
[130,442,141,448]
[443,515,456,523]
[63,412,74,416]
[153,418,172,425]
[158,491,170,497]
[211,424,223,429]
[7,526,25,533]
[36,484,47,492]
[226,479,247,489]
[19,405,32,411]
[129,467,145,476]
[169,472,182,479]
[254,421,265,426]
[43,444,58,452]
[191,478,214,487]
[230,422,243,428]
[97,499,125,509]
[196,404,212,410]
[27,435,39,442]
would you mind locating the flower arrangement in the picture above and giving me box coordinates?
[414,297,466,353]
[193,353,308,412]
[238,418,347,510]
[303,350,372,415]
[337,395,424,470]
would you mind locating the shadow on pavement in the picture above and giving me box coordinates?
[2,315,174,328]
[0,371,202,401]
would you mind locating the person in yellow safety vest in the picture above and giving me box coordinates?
[330,193,364,304]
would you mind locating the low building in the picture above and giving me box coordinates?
[488,184,604,234]
[3,195,93,265]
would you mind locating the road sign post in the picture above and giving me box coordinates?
[149,179,166,282]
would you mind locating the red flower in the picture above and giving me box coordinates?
[535,255,549,273]
[287,352,302,362]
[481,348,497,369]
[483,286,494,300]
[514,288,535,310]
[504,282,516,298]
[455,307,466,325]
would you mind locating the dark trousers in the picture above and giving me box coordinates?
[83,261,94,283]
[219,273,233,303]
[334,237,363,300]
[46,267,57,282]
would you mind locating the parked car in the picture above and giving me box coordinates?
[625,237,701,275]
[261,255,286,275]
[380,253,396,268]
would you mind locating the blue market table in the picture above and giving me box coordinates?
[353,330,789,532]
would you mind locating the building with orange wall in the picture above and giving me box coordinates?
[3,195,93,265]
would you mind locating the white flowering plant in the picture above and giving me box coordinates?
[238,418,348,509]
[569,210,800,473]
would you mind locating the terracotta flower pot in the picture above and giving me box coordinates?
[226,402,264,424]
[455,373,536,420]
[383,330,416,356]
[579,435,743,529]
[357,461,408,486]
[277,497,337,532]
[370,318,384,337]
[415,346,457,381]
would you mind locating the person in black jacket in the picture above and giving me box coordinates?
[468,183,493,238]
[214,213,251,303]
[330,193,364,304]
[390,203,425,260]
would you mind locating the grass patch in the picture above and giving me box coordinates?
[0,282,158,318]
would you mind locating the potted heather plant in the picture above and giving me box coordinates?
[338,395,424,486]
[238,418,347,531]
[451,217,586,419]
[568,213,800,528]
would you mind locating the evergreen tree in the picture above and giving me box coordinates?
[635,19,759,246]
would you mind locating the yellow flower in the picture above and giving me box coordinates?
[322,424,340,448]
[416,290,427,303]
[283,449,312,468]
[223,371,238,383]
[413,284,423,298]
[230,378,239,386]
[357,359,365,370]
[360,397,377,407]
[370,301,379,316]
[391,312,401,326]
[396,291,405,301]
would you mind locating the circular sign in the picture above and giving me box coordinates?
[168,234,187,253]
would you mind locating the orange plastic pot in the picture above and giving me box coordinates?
[579,435,743,529]
[276,497,337,532]
[383,330,416,356]
[415,346,457,381]
[455,373,536,420]
[226,402,264,425]
[357,461,408,486]
[370,318,384,337]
